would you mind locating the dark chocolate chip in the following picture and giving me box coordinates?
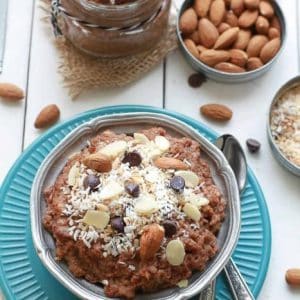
[110,217,125,233]
[162,220,177,237]
[122,151,142,167]
[170,176,185,192]
[126,132,134,137]
[246,139,261,153]
[125,182,140,198]
[83,174,100,191]
[188,73,207,88]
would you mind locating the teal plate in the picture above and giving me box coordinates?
[0,105,271,300]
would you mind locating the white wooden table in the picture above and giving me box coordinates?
[1,0,300,299]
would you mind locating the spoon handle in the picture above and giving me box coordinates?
[198,281,215,300]
[224,258,255,300]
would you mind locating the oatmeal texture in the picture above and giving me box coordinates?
[271,86,300,166]
[90,0,137,4]
[43,127,226,299]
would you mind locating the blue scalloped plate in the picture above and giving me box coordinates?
[0,105,271,300]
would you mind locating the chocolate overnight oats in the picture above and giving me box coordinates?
[43,127,226,299]
[89,0,137,4]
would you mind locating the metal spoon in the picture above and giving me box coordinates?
[199,134,254,300]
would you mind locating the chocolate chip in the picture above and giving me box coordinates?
[162,221,177,237]
[125,182,140,198]
[122,151,142,167]
[83,174,100,191]
[110,217,125,233]
[170,176,185,192]
[246,139,261,153]
[126,132,134,137]
[188,73,207,88]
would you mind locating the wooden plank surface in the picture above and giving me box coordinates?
[166,1,300,299]
[0,0,34,183]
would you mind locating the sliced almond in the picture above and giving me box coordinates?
[68,164,80,187]
[99,182,124,200]
[175,170,200,188]
[135,195,159,216]
[96,204,109,212]
[187,194,210,208]
[183,203,201,222]
[154,157,189,170]
[134,133,150,144]
[100,141,127,159]
[155,136,170,153]
[177,279,188,288]
[166,239,186,266]
[82,210,110,230]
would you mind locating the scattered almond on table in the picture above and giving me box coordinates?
[286,269,300,286]
[200,103,233,121]
[180,0,282,73]
[34,104,60,129]
[0,83,24,101]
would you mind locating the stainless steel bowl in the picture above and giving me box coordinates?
[176,0,286,83]
[31,112,240,300]
[267,76,300,177]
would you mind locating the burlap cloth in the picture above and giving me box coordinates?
[39,0,178,99]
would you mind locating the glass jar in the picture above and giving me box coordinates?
[60,0,163,28]
[59,0,171,57]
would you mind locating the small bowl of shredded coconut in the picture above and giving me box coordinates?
[269,76,300,176]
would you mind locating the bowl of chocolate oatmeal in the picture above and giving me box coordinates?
[31,112,240,299]
[269,76,300,176]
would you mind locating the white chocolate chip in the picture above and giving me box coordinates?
[177,279,188,288]
[99,182,124,200]
[183,203,201,222]
[135,195,158,216]
[82,210,110,230]
[175,170,200,188]
[100,141,127,159]
[155,136,170,152]
[134,133,150,144]
[166,239,185,266]
[68,164,80,187]
[186,194,209,208]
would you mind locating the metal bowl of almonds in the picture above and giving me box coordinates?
[268,76,300,176]
[177,0,286,83]
[31,112,240,299]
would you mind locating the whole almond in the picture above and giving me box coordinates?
[247,35,269,57]
[229,49,248,67]
[189,31,201,44]
[180,8,198,35]
[268,27,280,39]
[260,37,281,63]
[246,57,263,71]
[184,39,200,59]
[209,0,226,26]
[0,83,24,101]
[200,49,230,66]
[140,224,165,261]
[200,103,233,121]
[83,153,112,173]
[286,269,300,286]
[238,9,259,28]
[233,29,252,50]
[197,45,208,54]
[194,0,212,17]
[231,0,244,16]
[215,62,245,73]
[198,18,219,48]
[218,22,231,34]
[259,1,274,19]
[214,27,239,50]
[34,104,60,129]
[154,157,189,170]
[270,16,281,31]
[244,0,259,9]
[256,16,270,35]
[225,11,238,27]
